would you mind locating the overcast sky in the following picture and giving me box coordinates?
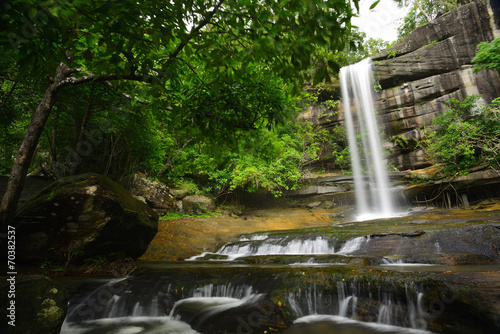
[351,0,410,42]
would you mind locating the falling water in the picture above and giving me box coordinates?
[340,58,395,220]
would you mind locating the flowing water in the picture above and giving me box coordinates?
[59,210,500,333]
[60,263,438,334]
[340,58,398,221]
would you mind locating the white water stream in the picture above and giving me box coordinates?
[340,58,397,221]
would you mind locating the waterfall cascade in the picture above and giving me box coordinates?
[287,280,429,332]
[62,272,431,334]
[340,58,398,221]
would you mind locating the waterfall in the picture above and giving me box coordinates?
[340,58,396,221]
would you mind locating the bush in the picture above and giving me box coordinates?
[422,96,500,174]
[473,38,500,73]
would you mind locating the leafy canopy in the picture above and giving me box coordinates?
[1,0,359,193]
[1,0,359,89]
[0,0,362,147]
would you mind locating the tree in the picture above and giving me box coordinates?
[0,0,360,227]
[394,0,459,39]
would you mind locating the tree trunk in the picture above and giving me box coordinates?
[415,0,432,22]
[0,63,71,229]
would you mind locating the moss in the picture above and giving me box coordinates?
[37,299,64,329]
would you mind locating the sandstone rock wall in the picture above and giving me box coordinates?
[301,1,500,170]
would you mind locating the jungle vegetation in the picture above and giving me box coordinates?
[0,0,497,226]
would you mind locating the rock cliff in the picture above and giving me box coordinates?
[301,1,500,170]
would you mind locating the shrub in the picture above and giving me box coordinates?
[422,96,500,174]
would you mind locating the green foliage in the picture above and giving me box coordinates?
[181,71,291,136]
[395,0,459,39]
[160,211,222,220]
[422,96,500,175]
[0,50,44,175]
[83,255,108,269]
[420,40,438,49]
[387,50,398,59]
[312,29,389,78]
[173,122,317,195]
[1,0,360,91]
[390,135,410,149]
[472,38,500,74]
[0,0,360,183]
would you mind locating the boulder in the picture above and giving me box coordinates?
[172,296,290,333]
[182,195,215,214]
[15,173,158,263]
[170,188,189,200]
[306,201,322,209]
[0,276,67,334]
[121,173,175,214]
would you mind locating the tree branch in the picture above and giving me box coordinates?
[167,0,225,65]
[415,0,432,22]
[55,70,162,89]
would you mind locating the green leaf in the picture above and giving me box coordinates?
[369,0,381,10]
[184,44,193,57]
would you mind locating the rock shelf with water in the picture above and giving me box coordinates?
[59,263,500,334]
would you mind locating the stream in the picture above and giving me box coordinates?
[59,218,500,334]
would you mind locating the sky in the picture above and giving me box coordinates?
[351,0,410,42]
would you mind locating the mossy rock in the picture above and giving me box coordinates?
[0,275,67,334]
[182,195,215,215]
[15,173,158,263]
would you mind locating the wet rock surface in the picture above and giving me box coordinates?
[145,200,500,266]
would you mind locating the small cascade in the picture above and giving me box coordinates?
[188,235,338,261]
[63,278,257,327]
[340,58,398,221]
[287,279,428,331]
[169,294,264,328]
[192,283,253,298]
[61,272,275,334]
[189,233,379,262]
[337,236,369,254]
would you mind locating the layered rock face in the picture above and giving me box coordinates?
[375,1,500,169]
[302,1,500,170]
